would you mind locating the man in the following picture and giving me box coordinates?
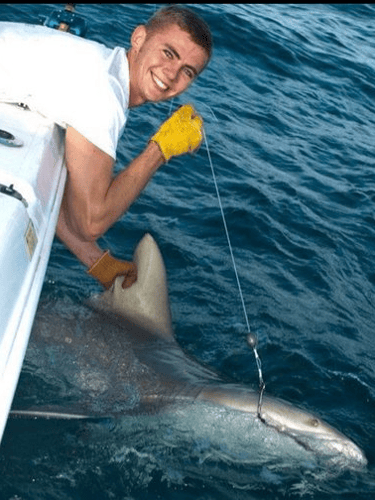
[0,5,212,289]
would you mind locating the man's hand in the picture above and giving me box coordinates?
[88,251,137,289]
[151,104,203,162]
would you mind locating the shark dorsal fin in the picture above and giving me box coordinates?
[91,233,174,341]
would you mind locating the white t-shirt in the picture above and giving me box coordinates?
[0,22,129,159]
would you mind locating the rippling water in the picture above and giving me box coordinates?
[0,4,374,499]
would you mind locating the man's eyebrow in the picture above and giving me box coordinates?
[164,43,199,76]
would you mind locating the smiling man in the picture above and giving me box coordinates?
[58,6,212,289]
[0,5,212,289]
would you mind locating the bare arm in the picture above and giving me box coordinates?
[56,202,104,267]
[57,126,164,265]
[57,105,202,280]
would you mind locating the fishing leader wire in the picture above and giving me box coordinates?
[203,127,266,421]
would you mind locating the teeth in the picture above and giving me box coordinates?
[153,73,168,91]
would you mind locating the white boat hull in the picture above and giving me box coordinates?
[0,102,66,440]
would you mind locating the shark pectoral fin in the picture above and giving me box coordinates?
[90,233,174,341]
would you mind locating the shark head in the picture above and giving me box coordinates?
[197,385,367,468]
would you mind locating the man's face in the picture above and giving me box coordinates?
[128,23,209,107]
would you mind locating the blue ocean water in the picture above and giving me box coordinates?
[0,3,375,499]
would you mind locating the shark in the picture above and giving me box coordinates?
[10,234,367,470]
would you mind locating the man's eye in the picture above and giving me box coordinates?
[164,49,173,59]
[184,68,194,79]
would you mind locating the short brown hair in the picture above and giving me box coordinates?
[145,5,212,62]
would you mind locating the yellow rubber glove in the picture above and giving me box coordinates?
[87,251,137,290]
[151,104,203,162]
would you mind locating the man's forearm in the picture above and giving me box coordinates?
[98,141,164,235]
[56,202,105,268]
[63,128,165,243]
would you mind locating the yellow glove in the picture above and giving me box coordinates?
[87,251,137,290]
[151,104,203,162]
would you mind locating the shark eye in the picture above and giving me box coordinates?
[307,418,319,427]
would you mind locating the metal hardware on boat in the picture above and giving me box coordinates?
[41,3,87,37]
[0,184,28,208]
[0,129,23,148]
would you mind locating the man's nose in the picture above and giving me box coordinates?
[163,61,179,82]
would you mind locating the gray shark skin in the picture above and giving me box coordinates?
[11,234,367,470]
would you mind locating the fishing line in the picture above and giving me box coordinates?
[203,130,250,332]
[203,128,266,420]
[162,101,266,419]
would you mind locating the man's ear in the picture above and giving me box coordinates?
[130,25,147,53]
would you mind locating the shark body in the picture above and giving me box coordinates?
[10,234,367,470]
